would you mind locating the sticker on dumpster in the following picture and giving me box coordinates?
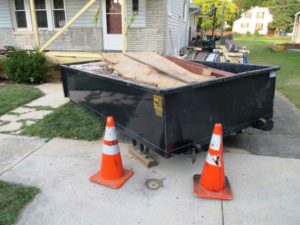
[153,95,163,117]
[206,153,221,167]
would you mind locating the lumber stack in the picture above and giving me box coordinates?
[101,52,213,89]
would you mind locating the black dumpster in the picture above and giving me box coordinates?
[61,61,279,158]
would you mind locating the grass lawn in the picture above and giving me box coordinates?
[22,102,105,141]
[0,84,43,116]
[235,36,300,109]
[0,181,39,225]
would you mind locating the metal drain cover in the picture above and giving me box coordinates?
[145,179,163,190]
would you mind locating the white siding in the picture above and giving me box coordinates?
[166,0,189,55]
[66,0,101,27]
[232,7,273,35]
[127,0,146,28]
[0,0,12,28]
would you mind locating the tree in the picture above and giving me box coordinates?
[233,0,266,11]
[263,0,300,31]
[193,0,239,30]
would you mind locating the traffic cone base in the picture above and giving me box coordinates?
[90,168,134,189]
[193,174,232,200]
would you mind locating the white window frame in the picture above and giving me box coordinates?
[167,0,172,17]
[51,0,67,30]
[11,0,67,31]
[11,0,32,31]
[256,12,264,19]
[35,0,53,30]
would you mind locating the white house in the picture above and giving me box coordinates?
[232,6,273,35]
[292,11,300,43]
[0,0,196,55]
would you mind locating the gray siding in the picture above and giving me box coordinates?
[127,0,146,28]
[127,0,166,53]
[0,0,12,28]
[166,0,189,55]
[0,0,170,52]
[0,28,102,51]
[66,0,101,27]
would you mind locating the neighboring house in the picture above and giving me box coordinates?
[292,11,300,43]
[0,0,196,55]
[232,6,273,35]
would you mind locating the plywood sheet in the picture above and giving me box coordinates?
[125,52,211,82]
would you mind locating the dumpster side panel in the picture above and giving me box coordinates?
[61,68,167,156]
[165,71,276,155]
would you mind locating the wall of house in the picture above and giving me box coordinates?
[0,0,12,28]
[165,0,189,55]
[0,0,102,51]
[126,0,166,53]
[189,13,198,41]
[232,7,272,35]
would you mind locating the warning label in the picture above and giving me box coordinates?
[206,153,221,167]
[153,95,163,117]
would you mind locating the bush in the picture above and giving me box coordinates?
[234,32,241,38]
[246,31,252,37]
[4,50,48,84]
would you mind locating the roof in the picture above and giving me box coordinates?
[189,3,201,15]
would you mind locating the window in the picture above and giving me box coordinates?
[53,0,66,28]
[167,0,172,16]
[257,12,264,19]
[35,0,48,28]
[244,12,251,18]
[12,0,67,30]
[106,0,122,34]
[14,0,27,28]
[241,23,249,28]
[255,23,263,30]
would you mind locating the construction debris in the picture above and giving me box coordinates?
[183,39,249,64]
[124,51,211,82]
[72,52,215,89]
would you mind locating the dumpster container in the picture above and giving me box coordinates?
[61,60,279,158]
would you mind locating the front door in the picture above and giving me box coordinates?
[102,0,122,50]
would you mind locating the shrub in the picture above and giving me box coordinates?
[234,32,241,38]
[4,50,48,84]
[254,30,260,37]
[246,31,252,37]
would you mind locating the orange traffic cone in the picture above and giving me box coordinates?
[193,123,233,200]
[90,116,134,189]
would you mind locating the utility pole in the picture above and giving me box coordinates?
[211,5,217,36]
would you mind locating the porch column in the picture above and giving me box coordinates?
[121,0,127,52]
[29,0,41,49]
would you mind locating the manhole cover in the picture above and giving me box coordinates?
[145,179,163,190]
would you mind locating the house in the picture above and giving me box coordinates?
[232,6,273,35]
[0,0,198,55]
[188,0,201,42]
[292,11,300,43]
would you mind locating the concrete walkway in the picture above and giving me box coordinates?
[0,83,68,134]
[226,93,300,158]
[1,136,300,225]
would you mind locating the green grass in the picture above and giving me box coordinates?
[0,181,39,225]
[0,84,43,116]
[22,102,105,141]
[235,36,300,109]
